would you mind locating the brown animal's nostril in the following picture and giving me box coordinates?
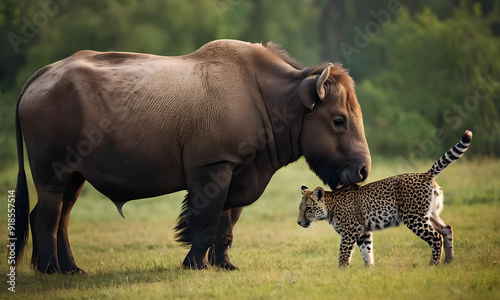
[360,166,368,181]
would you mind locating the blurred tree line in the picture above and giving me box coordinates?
[1,0,499,165]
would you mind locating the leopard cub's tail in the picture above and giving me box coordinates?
[427,130,472,179]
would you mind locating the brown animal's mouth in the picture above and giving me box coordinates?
[339,165,369,187]
[305,156,370,190]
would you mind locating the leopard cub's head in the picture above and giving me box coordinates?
[297,185,328,228]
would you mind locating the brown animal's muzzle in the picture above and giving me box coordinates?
[339,161,370,187]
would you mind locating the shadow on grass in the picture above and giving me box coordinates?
[15,262,189,293]
[15,259,238,295]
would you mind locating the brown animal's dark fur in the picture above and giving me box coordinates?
[263,41,305,70]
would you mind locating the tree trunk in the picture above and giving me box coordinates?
[320,0,346,62]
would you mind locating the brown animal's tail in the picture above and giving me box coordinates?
[427,130,473,179]
[13,92,30,266]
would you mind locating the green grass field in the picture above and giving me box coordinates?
[1,157,499,299]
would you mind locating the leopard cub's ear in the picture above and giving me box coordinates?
[313,186,325,202]
[301,185,309,195]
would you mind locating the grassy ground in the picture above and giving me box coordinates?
[1,157,499,299]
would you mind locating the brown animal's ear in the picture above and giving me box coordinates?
[301,184,309,195]
[299,63,333,110]
[299,75,318,110]
[313,186,325,202]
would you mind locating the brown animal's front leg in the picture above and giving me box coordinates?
[208,207,243,270]
[175,163,233,269]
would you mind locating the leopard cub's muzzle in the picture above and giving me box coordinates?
[297,210,311,228]
[297,220,311,228]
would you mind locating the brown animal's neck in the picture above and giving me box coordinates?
[246,45,309,170]
[245,43,324,171]
[258,77,307,170]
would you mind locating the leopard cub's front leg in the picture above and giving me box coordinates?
[338,225,362,267]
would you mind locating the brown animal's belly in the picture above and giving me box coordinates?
[80,145,186,202]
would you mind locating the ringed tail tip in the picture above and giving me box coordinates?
[462,130,473,144]
[427,129,473,179]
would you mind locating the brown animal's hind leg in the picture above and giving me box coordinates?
[430,216,454,263]
[208,207,243,270]
[30,204,39,268]
[57,173,86,274]
[35,188,63,273]
[405,217,443,265]
[175,163,234,270]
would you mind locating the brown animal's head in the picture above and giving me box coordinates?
[299,63,371,189]
[297,185,328,228]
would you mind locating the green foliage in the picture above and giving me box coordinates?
[0,89,17,164]
[7,0,323,83]
[357,80,436,155]
[0,0,25,92]
[357,3,500,156]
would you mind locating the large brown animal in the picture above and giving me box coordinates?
[14,40,370,273]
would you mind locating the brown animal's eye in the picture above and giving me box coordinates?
[333,116,347,129]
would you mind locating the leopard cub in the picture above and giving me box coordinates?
[298,130,472,267]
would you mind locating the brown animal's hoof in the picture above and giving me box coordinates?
[182,263,209,270]
[182,258,209,270]
[38,266,60,274]
[214,260,238,271]
[65,268,86,275]
[208,253,238,270]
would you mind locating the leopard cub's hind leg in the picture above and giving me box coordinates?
[357,231,374,266]
[430,219,453,263]
[404,215,443,265]
[430,185,454,263]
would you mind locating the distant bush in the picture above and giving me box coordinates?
[357,4,500,157]
[0,90,16,164]
[357,80,436,155]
